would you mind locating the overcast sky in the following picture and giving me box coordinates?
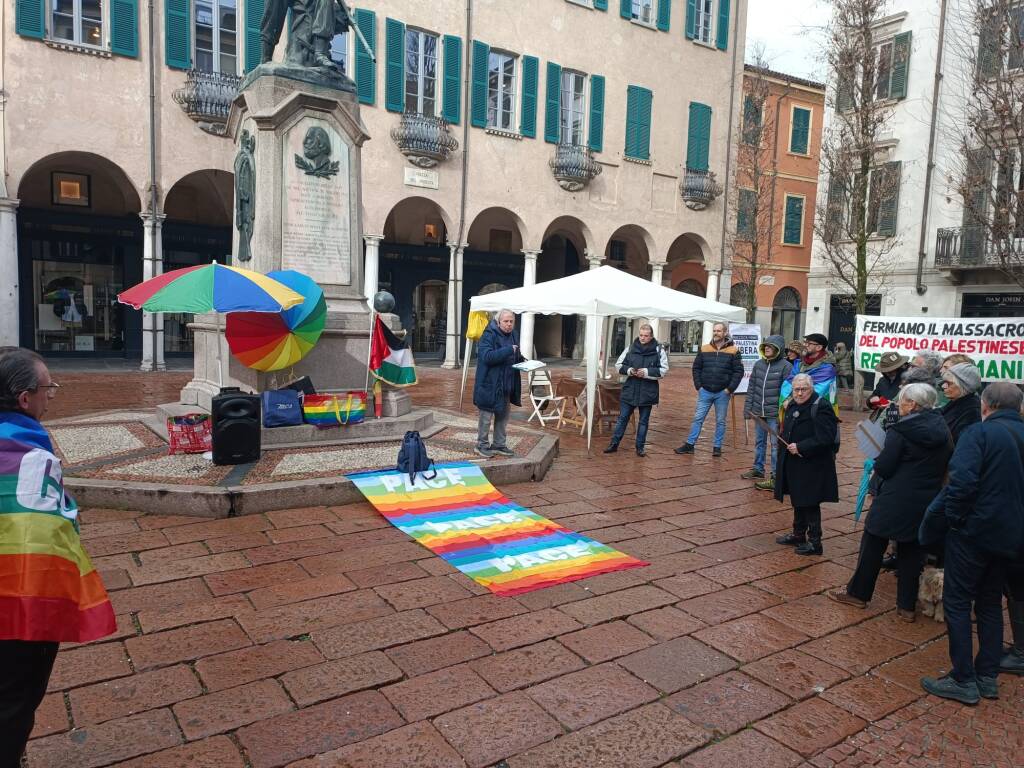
[745,0,833,83]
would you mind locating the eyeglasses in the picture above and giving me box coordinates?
[792,387,812,392]
[33,382,61,399]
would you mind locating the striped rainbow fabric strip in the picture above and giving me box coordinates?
[302,393,366,427]
[348,462,648,596]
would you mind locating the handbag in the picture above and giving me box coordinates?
[166,413,212,454]
[302,391,367,428]
[261,389,303,428]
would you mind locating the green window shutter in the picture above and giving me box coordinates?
[619,0,632,19]
[470,40,490,128]
[686,101,712,171]
[244,0,264,72]
[716,0,731,50]
[354,9,376,105]
[889,31,912,99]
[625,85,639,158]
[109,0,139,57]
[544,62,562,143]
[165,0,191,69]
[836,76,853,113]
[685,0,696,39]
[520,55,539,138]
[825,175,846,242]
[877,161,902,237]
[594,0,608,9]
[442,35,462,124]
[637,88,652,160]
[657,0,671,31]
[15,0,45,39]
[742,95,761,145]
[588,75,605,152]
[790,107,811,154]
[737,189,756,239]
[783,197,804,244]
[385,18,405,113]
[962,149,992,261]
[977,13,1000,80]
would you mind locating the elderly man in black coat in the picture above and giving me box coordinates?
[829,383,953,620]
[774,373,839,556]
[604,323,669,457]
[919,383,1024,705]
[473,310,524,458]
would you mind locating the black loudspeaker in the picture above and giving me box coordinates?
[211,387,261,466]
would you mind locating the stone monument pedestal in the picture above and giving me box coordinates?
[182,69,377,409]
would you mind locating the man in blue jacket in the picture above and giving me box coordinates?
[919,382,1024,705]
[473,310,524,458]
[675,322,743,457]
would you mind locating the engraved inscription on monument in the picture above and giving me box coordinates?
[281,118,352,285]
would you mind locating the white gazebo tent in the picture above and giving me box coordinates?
[463,266,746,451]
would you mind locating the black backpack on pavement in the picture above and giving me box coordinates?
[396,431,437,483]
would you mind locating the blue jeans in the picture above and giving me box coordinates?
[753,416,778,475]
[686,388,730,448]
[943,532,1006,682]
[611,403,652,449]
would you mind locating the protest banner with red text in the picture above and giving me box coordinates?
[855,315,1024,383]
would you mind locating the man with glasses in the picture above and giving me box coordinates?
[0,348,115,764]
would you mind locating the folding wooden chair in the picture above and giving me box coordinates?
[527,369,565,427]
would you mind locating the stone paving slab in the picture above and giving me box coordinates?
[23,368,1024,768]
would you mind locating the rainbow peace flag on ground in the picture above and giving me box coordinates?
[348,462,647,596]
[0,413,116,642]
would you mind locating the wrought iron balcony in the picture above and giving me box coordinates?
[935,226,1022,269]
[390,113,459,167]
[172,69,242,136]
[549,143,602,192]
[680,168,723,210]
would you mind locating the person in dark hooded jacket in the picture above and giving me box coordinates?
[742,334,791,485]
[473,310,524,458]
[604,324,669,457]
[939,363,982,445]
[829,383,953,620]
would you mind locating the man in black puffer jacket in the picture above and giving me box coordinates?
[604,324,669,457]
[742,334,792,487]
[675,322,743,457]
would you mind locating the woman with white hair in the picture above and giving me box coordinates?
[940,362,982,444]
[774,372,840,556]
[830,383,953,621]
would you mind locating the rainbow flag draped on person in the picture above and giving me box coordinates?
[0,413,116,642]
[349,462,647,596]
[779,354,839,418]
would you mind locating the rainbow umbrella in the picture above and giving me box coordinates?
[117,263,303,314]
[118,262,304,385]
[225,270,326,371]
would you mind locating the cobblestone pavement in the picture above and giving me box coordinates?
[26,367,1023,768]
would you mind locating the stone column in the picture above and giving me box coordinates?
[519,249,540,358]
[140,213,167,372]
[649,261,665,343]
[441,242,464,369]
[0,198,20,346]
[362,234,383,300]
[586,249,602,270]
[703,270,721,345]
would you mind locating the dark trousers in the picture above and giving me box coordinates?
[792,505,822,541]
[0,640,59,767]
[260,0,289,46]
[943,533,1006,682]
[846,530,926,611]
[1006,561,1024,601]
[611,403,652,449]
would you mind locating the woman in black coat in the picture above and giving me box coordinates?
[830,383,953,621]
[939,363,982,444]
[774,373,839,556]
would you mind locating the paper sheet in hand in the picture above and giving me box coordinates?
[855,419,886,459]
[513,359,546,372]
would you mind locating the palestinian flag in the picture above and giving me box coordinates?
[370,315,417,387]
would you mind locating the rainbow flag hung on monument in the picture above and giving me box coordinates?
[348,462,647,596]
[0,413,116,643]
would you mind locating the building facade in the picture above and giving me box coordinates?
[0,0,748,368]
[804,0,1024,353]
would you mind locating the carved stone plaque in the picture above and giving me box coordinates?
[281,117,352,286]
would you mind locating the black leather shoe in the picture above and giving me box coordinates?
[795,540,824,556]
[674,443,695,455]
[636,448,646,457]
[712,447,722,457]
[776,532,806,546]
[603,444,618,454]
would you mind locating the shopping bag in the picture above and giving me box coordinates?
[302,392,367,428]
[261,389,303,428]
[166,414,212,454]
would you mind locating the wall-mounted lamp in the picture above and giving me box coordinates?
[813,306,820,312]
